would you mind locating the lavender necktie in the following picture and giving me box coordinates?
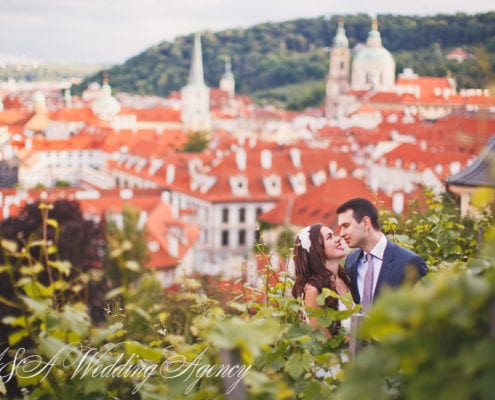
[362,253,374,311]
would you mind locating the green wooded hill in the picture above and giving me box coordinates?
[73,12,495,109]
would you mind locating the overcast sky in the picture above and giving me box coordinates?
[0,0,493,65]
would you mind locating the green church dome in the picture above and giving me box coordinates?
[354,46,394,63]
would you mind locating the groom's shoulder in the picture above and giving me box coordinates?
[387,239,422,260]
[344,249,361,264]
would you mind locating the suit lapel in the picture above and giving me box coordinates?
[375,240,394,297]
[346,250,362,304]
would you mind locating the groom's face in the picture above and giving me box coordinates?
[337,209,367,249]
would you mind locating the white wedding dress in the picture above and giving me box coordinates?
[338,299,352,333]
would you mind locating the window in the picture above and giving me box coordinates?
[222,208,229,223]
[221,230,229,247]
[238,230,246,246]
[239,207,246,223]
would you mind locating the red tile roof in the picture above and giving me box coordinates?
[0,188,197,271]
[0,108,34,125]
[259,177,392,227]
[122,106,181,122]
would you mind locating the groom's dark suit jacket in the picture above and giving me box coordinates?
[344,239,428,304]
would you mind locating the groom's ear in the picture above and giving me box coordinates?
[362,215,371,231]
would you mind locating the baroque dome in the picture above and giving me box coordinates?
[353,18,394,64]
[91,75,121,121]
[354,46,394,64]
[350,17,396,91]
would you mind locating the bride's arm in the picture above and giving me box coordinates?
[304,284,331,338]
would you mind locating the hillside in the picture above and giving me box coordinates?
[0,62,105,83]
[73,12,495,109]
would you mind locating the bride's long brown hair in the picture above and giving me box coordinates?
[291,223,351,334]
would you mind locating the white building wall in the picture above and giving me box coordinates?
[368,164,419,195]
[18,148,107,188]
[45,121,85,140]
[169,189,275,278]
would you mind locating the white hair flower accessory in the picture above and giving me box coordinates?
[298,226,311,252]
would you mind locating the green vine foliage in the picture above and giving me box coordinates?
[380,190,493,268]
[0,193,494,399]
[0,203,354,399]
[337,226,495,400]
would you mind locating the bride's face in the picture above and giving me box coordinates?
[320,226,346,260]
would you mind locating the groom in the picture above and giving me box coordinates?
[336,198,428,310]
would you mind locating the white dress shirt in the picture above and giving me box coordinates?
[357,233,387,301]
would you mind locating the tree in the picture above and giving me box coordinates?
[54,180,70,187]
[70,12,495,109]
[0,200,105,291]
[0,200,106,396]
[180,131,210,153]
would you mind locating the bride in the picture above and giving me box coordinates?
[292,223,353,337]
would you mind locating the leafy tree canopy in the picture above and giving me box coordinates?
[72,12,495,109]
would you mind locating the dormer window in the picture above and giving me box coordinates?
[288,172,306,195]
[311,170,326,186]
[260,149,272,169]
[450,161,461,175]
[135,158,147,172]
[329,160,338,176]
[289,148,301,168]
[262,174,281,196]
[229,175,249,197]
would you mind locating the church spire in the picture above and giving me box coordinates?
[367,16,382,48]
[223,56,232,76]
[332,18,349,48]
[220,55,235,99]
[325,18,351,120]
[181,32,211,131]
[188,33,206,87]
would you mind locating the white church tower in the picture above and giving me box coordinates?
[181,33,211,132]
[91,73,121,121]
[219,56,235,100]
[325,19,351,120]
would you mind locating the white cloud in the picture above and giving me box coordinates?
[0,0,493,64]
